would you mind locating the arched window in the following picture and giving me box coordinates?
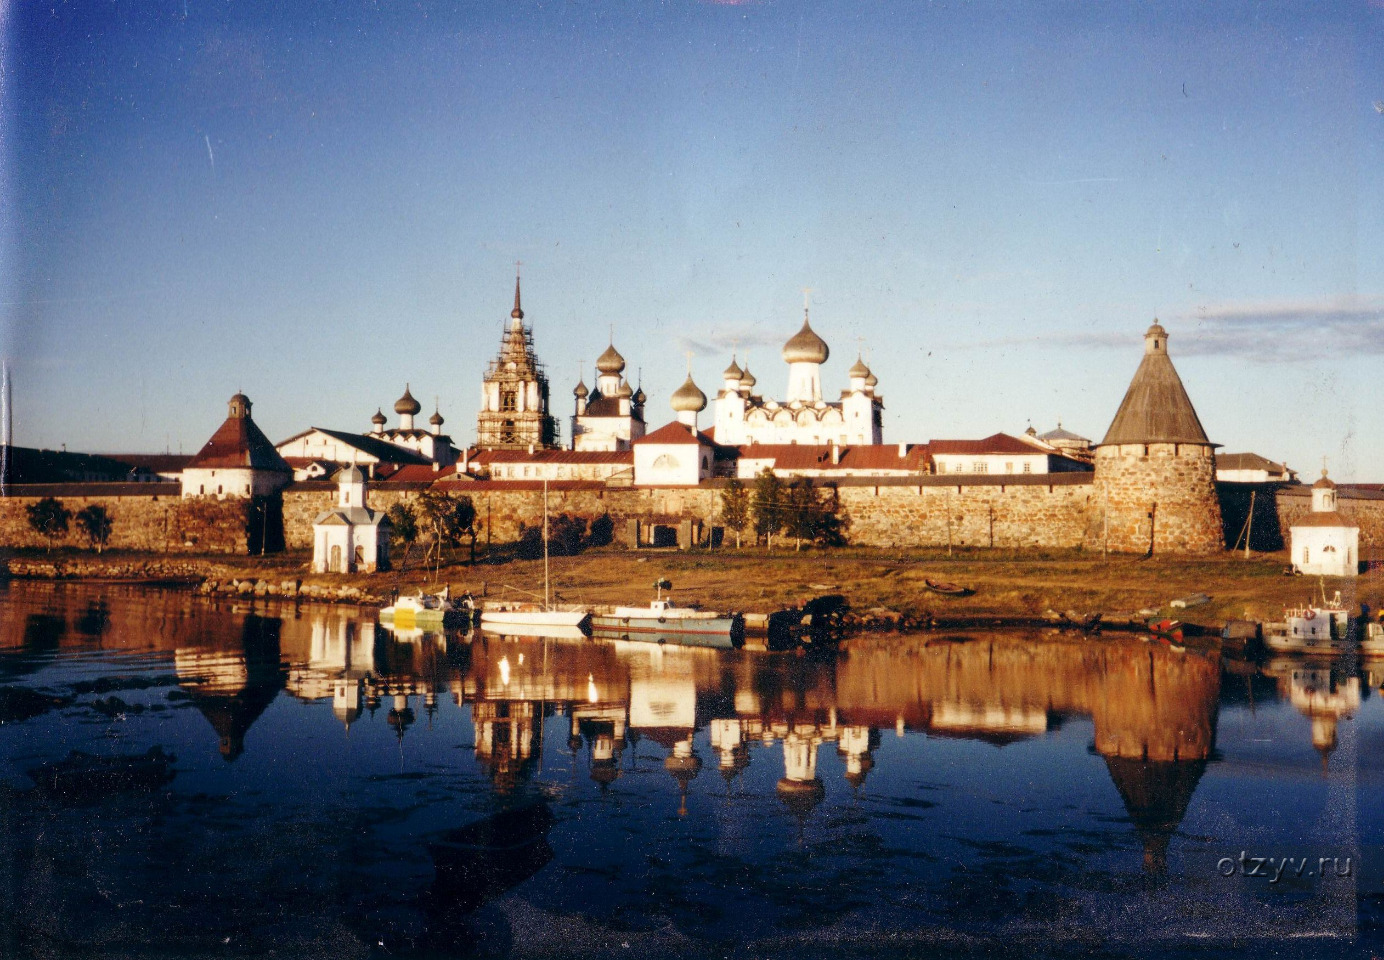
[501,391,518,412]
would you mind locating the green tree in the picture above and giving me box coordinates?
[386,501,420,571]
[26,497,71,553]
[785,479,817,551]
[75,504,114,554]
[751,468,784,549]
[415,492,478,575]
[813,483,848,547]
[719,478,750,549]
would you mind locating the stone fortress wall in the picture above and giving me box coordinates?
[6,474,1380,557]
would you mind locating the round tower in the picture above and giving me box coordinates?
[1089,322,1223,555]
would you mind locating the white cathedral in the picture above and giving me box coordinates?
[710,307,883,446]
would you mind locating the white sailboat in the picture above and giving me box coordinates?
[481,480,591,632]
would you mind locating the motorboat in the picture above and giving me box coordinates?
[590,579,743,649]
[381,587,475,626]
[1263,605,1351,653]
[1360,620,1384,657]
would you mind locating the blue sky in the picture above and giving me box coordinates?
[3,1,1382,478]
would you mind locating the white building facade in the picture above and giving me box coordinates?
[1290,471,1358,578]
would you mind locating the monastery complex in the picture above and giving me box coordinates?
[3,275,1379,566]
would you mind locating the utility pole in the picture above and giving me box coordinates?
[1244,489,1256,559]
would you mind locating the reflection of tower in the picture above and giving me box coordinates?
[387,693,416,744]
[1288,667,1361,773]
[777,730,826,832]
[472,700,541,794]
[709,718,750,790]
[177,614,287,761]
[581,715,627,791]
[663,736,702,818]
[838,725,879,791]
[333,679,363,731]
[1104,756,1208,875]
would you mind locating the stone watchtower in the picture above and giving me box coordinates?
[1088,322,1223,555]
[476,275,559,450]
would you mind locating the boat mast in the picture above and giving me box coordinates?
[543,478,550,610]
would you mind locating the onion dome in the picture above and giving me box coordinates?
[596,343,626,375]
[670,374,707,413]
[574,379,589,399]
[864,371,878,389]
[848,355,871,380]
[371,408,387,427]
[740,365,757,390]
[633,386,647,405]
[1313,469,1336,490]
[723,358,743,380]
[394,384,422,416]
[429,408,445,427]
[616,380,633,399]
[782,312,829,364]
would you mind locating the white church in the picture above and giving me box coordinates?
[1290,470,1359,578]
[711,307,884,447]
[312,466,392,574]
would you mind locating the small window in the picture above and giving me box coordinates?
[1005,462,1013,473]
[1022,463,1031,474]
[1303,547,1310,564]
[973,462,988,474]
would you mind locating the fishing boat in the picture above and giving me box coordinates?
[479,479,591,633]
[924,577,975,597]
[380,587,474,625]
[590,579,743,649]
[1262,605,1351,653]
[1362,620,1384,657]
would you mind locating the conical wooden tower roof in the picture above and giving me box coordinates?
[1099,322,1213,447]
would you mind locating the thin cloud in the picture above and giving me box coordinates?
[958,297,1384,363]
[674,329,783,359]
[1178,297,1384,361]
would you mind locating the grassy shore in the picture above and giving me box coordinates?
[462,547,1384,627]
[14,544,1377,628]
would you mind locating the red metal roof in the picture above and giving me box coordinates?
[929,433,1048,456]
[186,416,291,472]
[469,449,633,465]
[636,422,717,447]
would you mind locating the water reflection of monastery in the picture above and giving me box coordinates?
[24,592,1374,875]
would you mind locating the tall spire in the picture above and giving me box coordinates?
[511,266,524,321]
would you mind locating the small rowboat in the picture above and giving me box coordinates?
[1146,618,1184,642]
[924,578,974,597]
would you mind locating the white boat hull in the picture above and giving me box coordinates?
[481,608,591,630]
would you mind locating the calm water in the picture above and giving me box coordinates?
[0,580,1381,959]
